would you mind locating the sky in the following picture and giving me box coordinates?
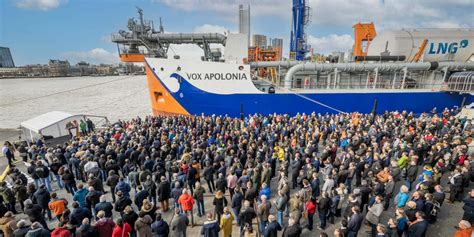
[1,0,473,66]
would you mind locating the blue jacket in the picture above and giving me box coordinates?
[115,181,131,197]
[73,188,89,208]
[200,219,220,237]
[396,192,409,208]
[259,187,271,201]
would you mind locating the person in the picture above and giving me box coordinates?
[95,195,114,219]
[449,168,464,203]
[114,191,133,216]
[462,189,474,224]
[13,220,30,237]
[193,182,206,217]
[220,207,234,237]
[375,224,387,237]
[122,206,138,237]
[151,213,169,237]
[0,182,16,214]
[239,200,257,236]
[384,176,395,210]
[95,210,115,237]
[366,195,384,237]
[135,213,153,237]
[48,192,68,221]
[347,206,363,237]
[394,185,410,208]
[170,208,189,237]
[263,214,281,237]
[213,191,228,224]
[51,221,71,237]
[24,199,49,231]
[134,186,149,210]
[70,201,92,227]
[395,208,408,237]
[282,216,302,237]
[231,187,244,225]
[257,195,272,233]
[406,212,428,237]
[157,176,171,212]
[454,220,473,237]
[106,170,120,203]
[26,222,50,237]
[305,197,316,231]
[178,189,194,226]
[317,192,331,230]
[112,218,131,237]
[34,161,52,192]
[275,190,288,226]
[201,212,220,237]
[0,211,17,237]
[73,184,89,208]
[80,120,87,135]
[12,179,28,212]
[2,141,15,167]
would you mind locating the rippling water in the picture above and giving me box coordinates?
[0,75,151,128]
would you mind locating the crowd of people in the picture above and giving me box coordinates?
[1,108,474,237]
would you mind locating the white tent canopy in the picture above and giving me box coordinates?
[20,111,108,143]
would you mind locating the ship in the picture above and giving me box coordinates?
[112,7,474,117]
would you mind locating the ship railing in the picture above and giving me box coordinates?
[446,72,474,92]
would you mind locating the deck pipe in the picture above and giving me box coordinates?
[283,62,474,89]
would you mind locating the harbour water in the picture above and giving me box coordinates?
[0,75,150,129]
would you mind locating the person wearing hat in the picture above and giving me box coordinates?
[95,211,115,237]
[0,211,17,237]
[23,199,49,231]
[12,219,30,237]
[26,222,50,237]
[454,220,473,237]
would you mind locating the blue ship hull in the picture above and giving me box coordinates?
[148,63,474,117]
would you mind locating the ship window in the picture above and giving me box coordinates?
[154,92,163,102]
[153,68,155,71]
[177,66,181,71]
[160,67,164,71]
[238,66,244,70]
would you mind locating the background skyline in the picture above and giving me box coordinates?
[1,0,473,66]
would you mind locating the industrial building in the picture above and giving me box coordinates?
[238,4,250,47]
[271,38,283,57]
[0,47,15,68]
[252,34,267,48]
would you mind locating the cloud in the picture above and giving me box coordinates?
[15,0,66,11]
[155,0,473,29]
[308,34,354,55]
[61,48,119,64]
[193,24,231,34]
[154,0,290,20]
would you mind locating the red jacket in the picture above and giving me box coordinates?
[305,200,316,215]
[112,223,132,237]
[178,193,195,211]
[51,227,72,237]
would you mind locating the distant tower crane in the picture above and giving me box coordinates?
[290,0,311,61]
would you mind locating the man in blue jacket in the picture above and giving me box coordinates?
[201,212,220,237]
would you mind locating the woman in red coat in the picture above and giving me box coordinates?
[112,218,132,237]
[305,197,317,231]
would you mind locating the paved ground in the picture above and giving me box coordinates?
[0,129,469,237]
